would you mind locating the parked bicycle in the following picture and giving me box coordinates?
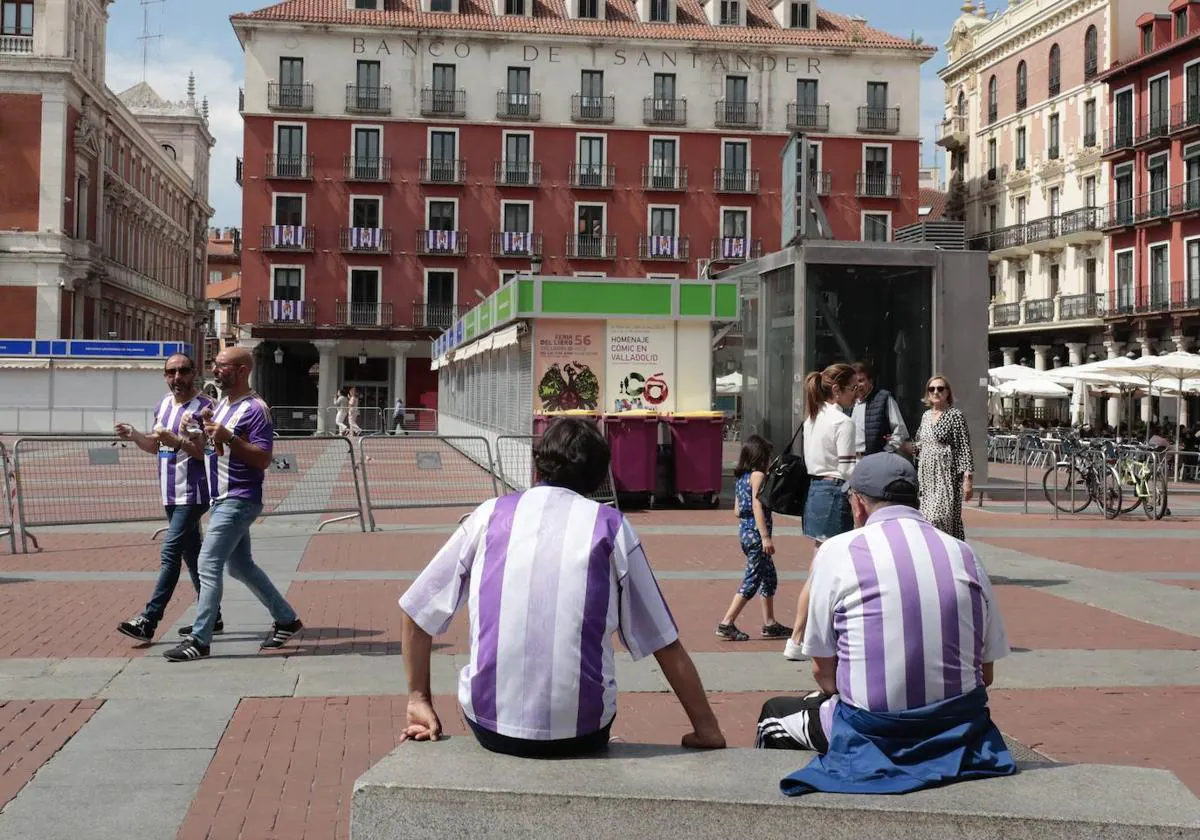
[1112,445,1169,520]
[1041,434,1122,519]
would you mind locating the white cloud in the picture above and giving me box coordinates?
[106,38,244,227]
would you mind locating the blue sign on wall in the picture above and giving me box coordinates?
[0,339,193,359]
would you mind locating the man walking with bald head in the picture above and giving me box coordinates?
[164,347,303,662]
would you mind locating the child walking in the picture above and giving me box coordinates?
[716,436,791,641]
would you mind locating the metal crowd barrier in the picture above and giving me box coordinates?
[261,435,366,531]
[494,435,619,509]
[272,405,321,436]
[10,436,165,552]
[327,406,386,435]
[0,442,16,554]
[0,407,157,436]
[358,435,499,530]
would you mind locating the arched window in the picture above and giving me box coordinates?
[161,144,176,161]
[1048,44,1061,95]
[1016,60,1028,109]
[956,89,966,116]
[987,75,997,123]
[1084,25,1098,78]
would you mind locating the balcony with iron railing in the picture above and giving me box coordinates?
[992,302,1021,327]
[336,301,394,328]
[713,168,760,193]
[565,234,617,259]
[855,172,901,198]
[641,165,688,191]
[643,98,687,126]
[1024,298,1055,323]
[415,230,468,256]
[490,231,544,258]
[1102,198,1136,230]
[858,106,900,134]
[1083,131,1097,148]
[568,163,615,189]
[420,88,467,117]
[345,84,391,114]
[1134,188,1174,224]
[339,227,392,254]
[494,160,543,187]
[265,154,313,179]
[419,158,467,184]
[714,100,760,129]
[967,223,1027,253]
[1103,124,1135,156]
[1169,179,1200,214]
[412,303,470,331]
[1060,292,1104,321]
[571,94,615,124]
[0,34,33,54]
[257,298,316,327]
[1134,110,1172,146]
[261,224,314,252]
[710,237,763,261]
[808,170,832,196]
[496,90,542,120]
[267,82,314,112]
[787,103,829,132]
[1171,100,1200,134]
[343,155,392,182]
[638,235,690,261]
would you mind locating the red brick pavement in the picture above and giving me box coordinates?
[1157,579,1200,590]
[989,686,1200,796]
[176,695,468,840]
[299,533,448,572]
[640,533,814,571]
[0,582,189,657]
[0,532,162,571]
[264,581,469,657]
[980,537,1200,573]
[0,699,103,809]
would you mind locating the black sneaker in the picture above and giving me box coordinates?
[178,619,224,637]
[117,615,156,642]
[163,637,210,662]
[260,618,303,650]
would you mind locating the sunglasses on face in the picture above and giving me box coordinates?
[927,385,947,394]
[164,367,193,376]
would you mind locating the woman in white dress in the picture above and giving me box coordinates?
[347,386,363,436]
[912,374,974,539]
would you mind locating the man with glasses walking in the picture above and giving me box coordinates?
[115,354,223,642]
[164,346,302,662]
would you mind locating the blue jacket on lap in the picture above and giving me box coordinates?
[781,686,1016,796]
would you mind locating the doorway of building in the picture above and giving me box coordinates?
[341,356,389,433]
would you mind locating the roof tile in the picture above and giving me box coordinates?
[233,0,936,53]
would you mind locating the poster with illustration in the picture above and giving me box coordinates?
[606,320,676,413]
[533,320,605,412]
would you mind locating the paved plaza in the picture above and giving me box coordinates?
[0,502,1196,838]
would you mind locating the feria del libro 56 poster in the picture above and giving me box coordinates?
[533,320,605,412]
[606,320,676,413]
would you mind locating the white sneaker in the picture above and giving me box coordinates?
[783,639,806,661]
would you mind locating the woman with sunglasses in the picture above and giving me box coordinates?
[913,375,975,539]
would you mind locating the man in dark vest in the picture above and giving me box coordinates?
[851,362,908,458]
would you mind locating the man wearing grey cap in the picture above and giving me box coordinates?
[756,453,1015,795]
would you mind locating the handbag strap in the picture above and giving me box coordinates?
[785,418,805,456]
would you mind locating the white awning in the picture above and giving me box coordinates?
[0,358,50,369]
[492,325,520,350]
[52,359,166,371]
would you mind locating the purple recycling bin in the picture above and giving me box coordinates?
[533,411,600,436]
[603,413,659,495]
[666,413,726,495]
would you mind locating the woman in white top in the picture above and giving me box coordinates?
[783,362,858,661]
[347,386,363,436]
[333,388,350,436]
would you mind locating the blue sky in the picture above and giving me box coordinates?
[104,0,955,227]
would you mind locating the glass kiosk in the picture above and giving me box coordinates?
[721,240,990,481]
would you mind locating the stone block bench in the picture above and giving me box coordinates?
[352,736,1200,840]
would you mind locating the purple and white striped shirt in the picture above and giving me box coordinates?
[802,505,1009,719]
[399,486,678,741]
[204,393,273,504]
[153,393,213,507]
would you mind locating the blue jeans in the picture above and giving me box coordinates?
[143,504,209,624]
[190,498,297,646]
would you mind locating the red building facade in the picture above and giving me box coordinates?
[232,0,932,421]
[1101,0,1200,354]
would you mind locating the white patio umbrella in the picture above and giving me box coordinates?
[715,371,743,395]
[997,378,1072,399]
[988,364,1039,383]
[1096,352,1200,477]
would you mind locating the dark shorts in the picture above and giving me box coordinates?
[802,479,853,541]
[755,692,834,754]
[466,715,613,759]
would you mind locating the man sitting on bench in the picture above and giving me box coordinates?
[398,417,726,757]
[756,452,1017,794]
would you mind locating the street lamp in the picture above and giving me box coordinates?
[357,344,368,365]
[273,347,284,365]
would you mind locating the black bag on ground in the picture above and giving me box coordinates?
[757,424,809,516]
